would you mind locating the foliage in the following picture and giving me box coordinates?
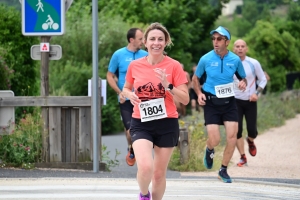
[233,1,272,37]
[0,107,121,171]
[95,0,229,68]
[233,0,292,38]
[0,0,20,10]
[243,20,300,92]
[50,2,131,134]
[101,144,120,172]
[0,110,43,168]
[0,4,39,121]
[0,48,14,90]
[293,79,300,89]
[169,92,300,171]
[168,115,223,171]
[0,5,39,96]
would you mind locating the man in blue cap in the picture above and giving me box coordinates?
[192,26,247,183]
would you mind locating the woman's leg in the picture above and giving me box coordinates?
[151,146,174,200]
[132,139,154,196]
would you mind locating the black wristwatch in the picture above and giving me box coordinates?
[166,83,173,91]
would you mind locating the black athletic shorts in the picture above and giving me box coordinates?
[119,100,134,130]
[130,118,179,147]
[202,91,238,125]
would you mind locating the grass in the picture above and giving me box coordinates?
[168,91,300,172]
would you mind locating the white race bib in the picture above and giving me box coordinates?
[215,83,235,98]
[139,98,167,122]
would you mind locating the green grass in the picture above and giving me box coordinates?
[168,91,300,172]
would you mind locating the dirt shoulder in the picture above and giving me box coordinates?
[181,114,300,180]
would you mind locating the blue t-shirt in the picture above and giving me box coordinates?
[195,50,246,95]
[108,47,148,91]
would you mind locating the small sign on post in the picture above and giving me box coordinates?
[40,42,50,52]
[31,44,62,60]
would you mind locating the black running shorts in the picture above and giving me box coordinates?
[130,118,179,147]
[203,94,238,126]
[119,100,134,130]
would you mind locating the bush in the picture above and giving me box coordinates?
[0,110,43,169]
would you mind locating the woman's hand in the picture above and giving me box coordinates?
[128,91,141,105]
[153,68,169,88]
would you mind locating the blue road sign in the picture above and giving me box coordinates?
[21,0,65,36]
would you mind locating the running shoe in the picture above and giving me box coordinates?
[218,168,232,183]
[126,147,136,166]
[237,154,247,167]
[139,191,151,200]
[246,137,257,156]
[203,147,214,169]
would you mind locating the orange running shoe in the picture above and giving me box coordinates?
[237,154,247,167]
[126,148,136,166]
[246,137,257,156]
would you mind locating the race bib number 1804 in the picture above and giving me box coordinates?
[139,98,167,122]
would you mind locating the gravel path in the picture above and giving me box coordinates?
[182,114,300,180]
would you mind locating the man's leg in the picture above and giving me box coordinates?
[217,121,238,183]
[119,101,135,166]
[244,101,258,156]
[236,99,247,166]
[206,124,221,150]
[223,121,238,166]
[203,124,220,169]
[124,128,131,147]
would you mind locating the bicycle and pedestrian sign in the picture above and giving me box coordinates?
[21,0,65,36]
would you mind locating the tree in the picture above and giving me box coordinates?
[50,2,135,134]
[0,5,38,96]
[245,20,300,92]
[96,0,229,67]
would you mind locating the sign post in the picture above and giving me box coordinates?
[21,0,65,36]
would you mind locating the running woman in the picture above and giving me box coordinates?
[123,22,189,200]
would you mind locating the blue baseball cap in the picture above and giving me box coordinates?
[210,26,231,40]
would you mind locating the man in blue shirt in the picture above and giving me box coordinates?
[106,28,148,166]
[192,26,247,183]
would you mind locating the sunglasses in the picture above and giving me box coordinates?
[211,37,226,41]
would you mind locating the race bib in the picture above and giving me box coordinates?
[139,98,167,122]
[215,83,235,98]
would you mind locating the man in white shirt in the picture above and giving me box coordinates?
[233,39,267,167]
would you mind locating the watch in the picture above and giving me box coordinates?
[166,83,174,91]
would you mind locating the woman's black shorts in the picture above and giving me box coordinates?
[130,118,179,147]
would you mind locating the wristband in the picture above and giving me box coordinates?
[255,91,260,95]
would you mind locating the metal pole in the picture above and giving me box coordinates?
[92,0,99,172]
